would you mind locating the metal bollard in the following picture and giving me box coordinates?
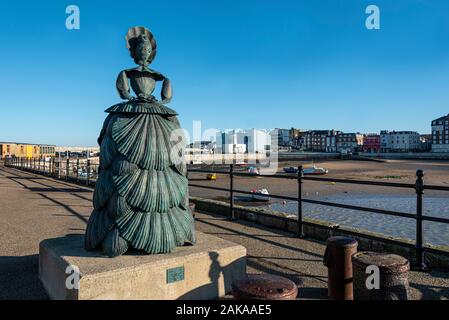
[352,251,410,300]
[232,274,298,300]
[323,236,358,300]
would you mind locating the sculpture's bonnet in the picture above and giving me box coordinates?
[126,26,157,65]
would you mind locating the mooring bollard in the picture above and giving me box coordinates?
[323,236,358,300]
[231,274,298,300]
[352,251,410,300]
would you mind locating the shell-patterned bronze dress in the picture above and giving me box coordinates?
[84,66,195,257]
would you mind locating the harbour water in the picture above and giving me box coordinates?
[268,195,449,247]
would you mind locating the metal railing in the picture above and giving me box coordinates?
[188,164,449,271]
[5,158,449,270]
[4,157,99,186]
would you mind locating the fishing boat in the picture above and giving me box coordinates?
[248,166,260,175]
[250,188,270,202]
[283,167,298,174]
[283,165,328,175]
[303,165,328,175]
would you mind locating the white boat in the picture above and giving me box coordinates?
[303,165,328,175]
[250,188,270,201]
[248,166,260,175]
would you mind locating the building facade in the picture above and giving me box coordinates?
[431,114,449,153]
[303,130,340,152]
[380,131,421,153]
[0,142,55,159]
[336,133,364,153]
[362,134,381,153]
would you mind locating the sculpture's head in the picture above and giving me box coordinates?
[126,26,157,66]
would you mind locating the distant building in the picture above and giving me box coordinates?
[431,114,449,153]
[216,129,271,154]
[336,133,364,153]
[303,130,340,152]
[419,134,432,152]
[0,142,55,159]
[289,128,302,148]
[362,134,381,153]
[188,141,213,149]
[380,130,421,153]
[275,128,291,147]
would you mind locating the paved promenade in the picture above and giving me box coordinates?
[0,165,448,300]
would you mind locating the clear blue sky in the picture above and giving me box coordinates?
[0,0,448,146]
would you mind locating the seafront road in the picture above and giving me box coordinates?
[0,165,448,300]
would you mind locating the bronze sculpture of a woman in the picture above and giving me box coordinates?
[84,26,195,257]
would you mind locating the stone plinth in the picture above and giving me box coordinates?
[39,232,246,300]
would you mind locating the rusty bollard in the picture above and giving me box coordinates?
[352,251,410,300]
[231,274,298,300]
[323,236,358,300]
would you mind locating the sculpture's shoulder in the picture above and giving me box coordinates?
[105,101,178,116]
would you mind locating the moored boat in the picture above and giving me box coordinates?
[303,165,328,175]
[250,188,270,202]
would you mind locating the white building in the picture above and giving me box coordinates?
[431,114,449,153]
[380,130,421,153]
[216,129,271,154]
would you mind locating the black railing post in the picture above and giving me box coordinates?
[229,164,235,221]
[297,165,305,238]
[87,159,91,186]
[66,158,70,180]
[76,158,80,182]
[415,169,428,271]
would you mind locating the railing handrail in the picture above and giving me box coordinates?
[186,167,449,191]
[6,158,449,270]
[186,164,449,270]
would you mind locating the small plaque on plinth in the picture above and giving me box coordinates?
[167,266,185,284]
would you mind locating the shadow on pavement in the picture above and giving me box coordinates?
[0,255,49,300]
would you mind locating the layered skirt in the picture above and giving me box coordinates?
[84,101,195,257]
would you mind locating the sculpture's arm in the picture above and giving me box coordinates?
[147,68,172,103]
[161,77,172,103]
[116,70,134,100]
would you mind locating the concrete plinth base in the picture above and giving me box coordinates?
[39,232,246,300]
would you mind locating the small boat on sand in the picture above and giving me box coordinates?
[248,166,260,175]
[283,165,328,175]
[303,165,328,175]
[283,167,298,173]
[250,188,270,202]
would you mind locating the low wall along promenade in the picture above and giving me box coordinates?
[190,196,449,272]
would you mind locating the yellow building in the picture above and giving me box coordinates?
[0,142,55,159]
